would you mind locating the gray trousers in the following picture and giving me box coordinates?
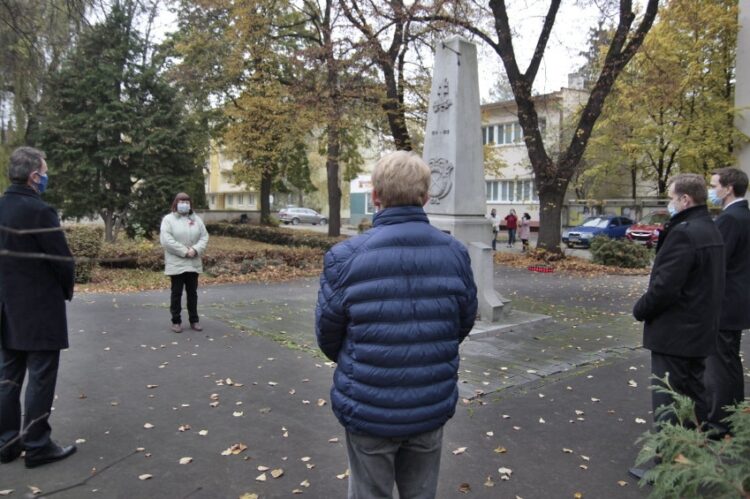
[346,427,443,499]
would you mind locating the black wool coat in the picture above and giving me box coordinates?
[0,185,75,351]
[633,205,725,358]
[715,199,750,330]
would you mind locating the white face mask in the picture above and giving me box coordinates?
[177,202,191,214]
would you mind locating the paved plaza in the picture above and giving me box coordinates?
[1,265,747,498]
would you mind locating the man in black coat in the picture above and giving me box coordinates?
[0,147,77,468]
[633,173,725,429]
[704,167,750,437]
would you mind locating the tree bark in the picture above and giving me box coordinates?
[101,210,115,243]
[536,182,568,252]
[326,127,342,237]
[260,170,272,225]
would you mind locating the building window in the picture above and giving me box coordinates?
[483,122,528,146]
[210,195,215,206]
[227,194,233,206]
[238,194,244,205]
[365,192,375,214]
[248,193,255,207]
[486,179,538,203]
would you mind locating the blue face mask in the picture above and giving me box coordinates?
[667,202,678,217]
[35,172,48,193]
[708,188,723,206]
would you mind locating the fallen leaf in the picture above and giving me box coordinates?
[146,384,159,389]
[635,418,647,424]
[336,469,350,480]
[674,454,692,465]
[0,491,13,496]
[198,430,208,436]
[484,476,495,487]
[562,448,573,454]
[292,490,303,495]
[512,426,521,431]
[301,457,311,462]
[580,455,590,461]
[328,437,339,443]
[178,425,191,432]
[239,494,259,499]
[317,399,327,407]
[268,381,278,386]
[289,389,296,395]
[75,438,86,444]
[539,418,546,424]
[591,398,600,403]
[628,380,638,388]
[452,447,467,455]
[221,443,248,456]
[256,473,267,482]
[271,468,284,479]
[306,463,316,469]
[494,446,507,454]
[233,411,244,417]
[458,483,471,493]
[574,493,583,498]
[498,467,512,480]
[575,410,584,416]
[209,401,219,408]
[257,466,270,471]
[179,457,193,465]
[138,474,152,481]
[136,447,145,452]
[300,480,310,488]
[617,480,628,487]
[225,378,234,385]
[485,431,494,437]
[28,486,42,496]
[579,464,588,470]
[210,393,219,401]
[143,423,154,429]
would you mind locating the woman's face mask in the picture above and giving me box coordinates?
[177,202,191,214]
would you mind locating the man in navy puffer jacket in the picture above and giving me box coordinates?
[316,151,478,499]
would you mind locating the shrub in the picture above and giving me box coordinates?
[635,377,750,498]
[205,223,345,250]
[357,218,373,233]
[64,225,103,283]
[589,236,651,268]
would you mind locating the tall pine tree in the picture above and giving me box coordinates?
[39,3,203,241]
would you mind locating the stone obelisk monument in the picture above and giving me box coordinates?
[423,37,507,321]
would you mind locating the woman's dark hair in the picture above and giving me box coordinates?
[171,192,193,214]
[523,212,531,220]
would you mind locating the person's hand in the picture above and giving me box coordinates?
[186,248,197,258]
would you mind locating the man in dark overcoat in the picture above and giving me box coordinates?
[0,146,77,468]
[633,173,725,425]
[704,167,750,437]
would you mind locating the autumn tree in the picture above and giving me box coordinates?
[590,0,744,197]
[424,0,658,253]
[38,1,204,241]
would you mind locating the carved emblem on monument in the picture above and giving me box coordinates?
[432,78,452,113]
[428,158,454,204]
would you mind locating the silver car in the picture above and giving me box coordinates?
[279,207,328,225]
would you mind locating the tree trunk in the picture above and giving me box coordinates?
[260,170,272,225]
[101,210,116,243]
[381,67,411,151]
[326,126,342,237]
[536,185,567,252]
[630,161,637,199]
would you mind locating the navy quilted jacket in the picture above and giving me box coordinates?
[315,205,478,438]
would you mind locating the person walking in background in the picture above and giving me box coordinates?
[316,151,478,499]
[160,193,209,333]
[704,167,750,438]
[630,174,724,479]
[504,209,518,248]
[0,147,77,468]
[487,208,499,250]
[519,213,531,252]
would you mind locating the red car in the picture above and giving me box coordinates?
[625,210,670,248]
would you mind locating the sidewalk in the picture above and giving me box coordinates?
[1,268,747,498]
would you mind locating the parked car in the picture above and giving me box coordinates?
[279,207,328,226]
[562,215,634,248]
[625,210,670,248]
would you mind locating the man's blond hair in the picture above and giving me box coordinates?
[372,151,431,208]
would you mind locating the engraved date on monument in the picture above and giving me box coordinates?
[431,129,450,136]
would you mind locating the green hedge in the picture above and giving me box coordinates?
[205,223,346,250]
[64,225,103,283]
[589,236,652,269]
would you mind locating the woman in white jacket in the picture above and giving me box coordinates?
[160,193,209,333]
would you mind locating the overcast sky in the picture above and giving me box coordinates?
[148,1,605,101]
